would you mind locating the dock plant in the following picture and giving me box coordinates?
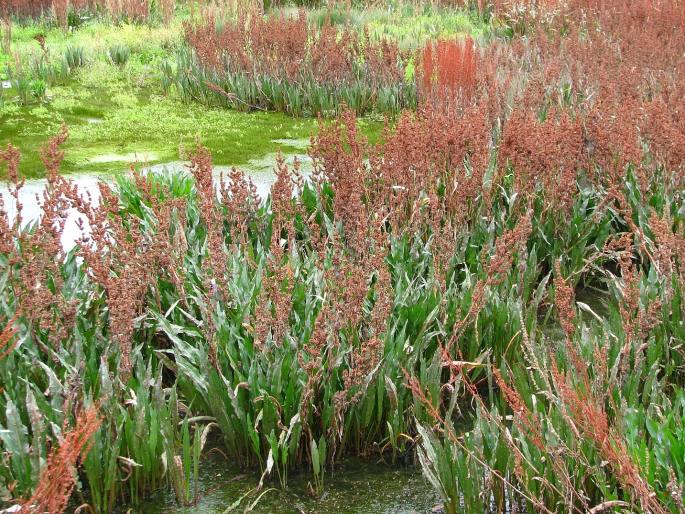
[0,1,685,513]
[173,8,417,116]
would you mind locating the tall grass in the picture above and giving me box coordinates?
[1,104,682,512]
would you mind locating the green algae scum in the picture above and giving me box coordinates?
[0,17,385,178]
[0,93,320,177]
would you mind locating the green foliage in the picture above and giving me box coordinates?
[63,45,86,71]
[108,43,130,66]
[1,4,685,514]
[165,45,417,117]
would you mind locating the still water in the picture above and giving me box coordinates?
[125,452,440,514]
[0,152,310,251]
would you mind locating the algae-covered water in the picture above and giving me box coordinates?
[124,452,441,514]
[0,90,324,178]
[0,82,382,180]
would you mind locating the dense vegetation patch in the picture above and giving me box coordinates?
[1,1,685,513]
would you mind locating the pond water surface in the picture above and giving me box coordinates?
[125,451,441,514]
[0,150,312,250]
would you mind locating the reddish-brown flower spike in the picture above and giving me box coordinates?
[21,406,101,514]
[40,124,69,179]
[0,314,18,360]
[553,260,576,341]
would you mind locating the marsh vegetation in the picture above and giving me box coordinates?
[1,1,685,514]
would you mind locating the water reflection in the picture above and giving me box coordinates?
[0,153,312,251]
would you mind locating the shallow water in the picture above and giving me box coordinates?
[126,452,441,514]
[88,151,160,163]
[0,150,312,251]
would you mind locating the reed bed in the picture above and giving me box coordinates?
[1,0,685,513]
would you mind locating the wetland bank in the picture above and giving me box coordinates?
[2,2,685,514]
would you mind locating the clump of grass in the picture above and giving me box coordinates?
[108,43,130,66]
[63,45,86,70]
[0,15,11,54]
